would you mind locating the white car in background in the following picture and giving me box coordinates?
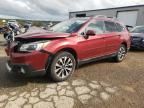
[7,20,19,27]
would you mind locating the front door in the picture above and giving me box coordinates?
[78,20,106,60]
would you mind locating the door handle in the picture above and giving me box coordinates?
[116,35,121,37]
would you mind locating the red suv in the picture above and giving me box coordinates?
[5,16,131,82]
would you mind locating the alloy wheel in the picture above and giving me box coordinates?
[54,56,73,79]
[118,46,126,61]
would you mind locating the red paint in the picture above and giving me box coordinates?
[6,17,130,73]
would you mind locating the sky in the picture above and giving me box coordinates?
[0,0,144,21]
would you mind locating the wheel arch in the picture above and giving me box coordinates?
[45,47,78,71]
[56,48,78,62]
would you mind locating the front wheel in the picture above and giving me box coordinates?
[114,44,127,62]
[49,51,76,82]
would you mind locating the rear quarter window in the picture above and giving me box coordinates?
[116,23,125,32]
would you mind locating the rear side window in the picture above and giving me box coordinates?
[104,21,117,32]
[87,21,105,34]
[116,23,125,32]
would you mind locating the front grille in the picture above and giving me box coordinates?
[13,45,20,52]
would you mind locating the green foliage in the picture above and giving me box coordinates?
[0,18,60,27]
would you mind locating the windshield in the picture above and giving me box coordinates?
[51,19,87,33]
[131,26,144,33]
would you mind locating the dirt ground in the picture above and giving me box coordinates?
[0,41,144,108]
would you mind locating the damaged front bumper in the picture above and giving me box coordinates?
[6,60,46,77]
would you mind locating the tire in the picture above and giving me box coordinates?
[114,44,127,62]
[49,51,76,82]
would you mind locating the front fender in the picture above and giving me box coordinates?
[42,38,78,54]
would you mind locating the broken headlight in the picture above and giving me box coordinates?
[19,41,51,52]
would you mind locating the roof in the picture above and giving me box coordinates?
[70,16,121,24]
[70,4,144,13]
[70,17,90,20]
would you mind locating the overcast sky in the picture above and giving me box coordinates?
[0,0,144,21]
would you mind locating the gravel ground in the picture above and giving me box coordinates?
[0,44,144,108]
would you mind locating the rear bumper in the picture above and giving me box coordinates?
[6,60,46,77]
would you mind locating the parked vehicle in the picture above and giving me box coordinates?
[3,26,14,42]
[5,16,131,82]
[24,21,32,33]
[126,25,133,31]
[7,20,18,25]
[130,26,144,49]
[2,23,21,42]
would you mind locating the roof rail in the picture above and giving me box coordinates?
[93,15,119,21]
[94,15,107,18]
[108,17,119,21]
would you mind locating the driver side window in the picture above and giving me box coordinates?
[86,21,105,34]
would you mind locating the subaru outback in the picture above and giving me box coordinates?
[5,16,131,82]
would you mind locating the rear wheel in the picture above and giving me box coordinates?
[49,51,76,82]
[114,44,127,62]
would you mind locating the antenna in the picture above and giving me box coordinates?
[108,17,119,21]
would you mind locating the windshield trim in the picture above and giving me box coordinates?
[51,19,88,33]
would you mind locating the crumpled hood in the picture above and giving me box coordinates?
[15,31,71,39]
[130,33,144,38]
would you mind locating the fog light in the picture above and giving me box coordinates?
[21,68,25,74]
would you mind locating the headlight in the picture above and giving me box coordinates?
[142,39,144,42]
[19,41,51,52]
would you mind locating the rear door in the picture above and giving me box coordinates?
[103,21,121,55]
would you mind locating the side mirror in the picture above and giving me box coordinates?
[84,30,96,39]
[86,30,96,36]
